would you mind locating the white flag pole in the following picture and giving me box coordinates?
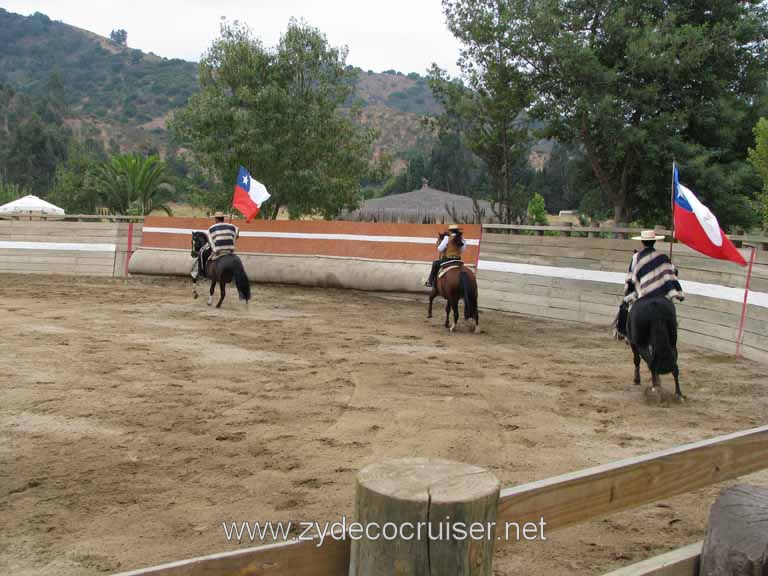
[735,243,757,358]
[670,161,676,261]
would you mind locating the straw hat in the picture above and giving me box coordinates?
[448,224,463,232]
[213,211,225,218]
[631,229,665,241]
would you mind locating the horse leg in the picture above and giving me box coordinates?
[651,371,661,390]
[428,286,437,318]
[451,299,459,332]
[631,343,641,385]
[673,364,685,402]
[216,280,226,308]
[444,301,451,329]
[208,279,216,306]
[192,278,198,299]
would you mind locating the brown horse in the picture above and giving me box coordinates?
[428,263,480,333]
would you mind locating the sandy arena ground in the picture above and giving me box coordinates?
[1,274,766,575]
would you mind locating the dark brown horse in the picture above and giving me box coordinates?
[191,231,251,309]
[628,296,684,401]
[427,262,479,333]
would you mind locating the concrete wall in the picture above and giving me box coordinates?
[129,217,482,292]
[129,249,432,292]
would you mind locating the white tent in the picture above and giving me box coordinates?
[0,195,65,215]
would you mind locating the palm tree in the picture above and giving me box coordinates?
[94,154,174,215]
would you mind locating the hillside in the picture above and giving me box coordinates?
[0,9,439,161]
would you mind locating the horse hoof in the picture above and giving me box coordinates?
[449,324,456,333]
[675,394,686,403]
[474,325,480,334]
[633,378,641,386]
[427,314,432,319]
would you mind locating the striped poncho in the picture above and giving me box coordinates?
[623,247,684,304]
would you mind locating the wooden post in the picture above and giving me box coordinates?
[559,222,573,237]
[349,458,499,576]
[699,484,768,575]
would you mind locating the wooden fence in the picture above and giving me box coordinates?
[113,425,768,576]
[0,214,143,277]
[477,224,768,363]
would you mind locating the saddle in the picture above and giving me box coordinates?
[437,259,463,279]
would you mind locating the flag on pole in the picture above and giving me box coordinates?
[673,165,746,266]
[232,166,270,222]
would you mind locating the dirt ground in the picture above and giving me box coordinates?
[1,274,766,576]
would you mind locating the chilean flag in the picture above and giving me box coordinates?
[673,165,746,266]
[232,166,270,221]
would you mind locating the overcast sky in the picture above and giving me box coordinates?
[2,0,464,76]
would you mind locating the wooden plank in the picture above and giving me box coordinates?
[496,426,768,538]
[481,234,765,274]
[112,535,349,576]
[600,542,701,576]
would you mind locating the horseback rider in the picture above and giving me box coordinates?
[207,211,239,260]
[192,211,239,283]
[425,224,466,288]
[615,229,684,339]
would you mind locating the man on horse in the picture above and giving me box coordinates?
[425,224,466,288]
[207,211,239,260]
[191,211,239,282]
[615,229,684,340]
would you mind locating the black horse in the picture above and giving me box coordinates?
[627,296,684,401]
[191,231,251,308]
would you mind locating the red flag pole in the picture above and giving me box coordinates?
[669,161,676,261]
[735,243,757,358]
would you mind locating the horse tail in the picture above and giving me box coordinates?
[232,258,251,302]
[459,269,477,321]
[649,303,677,374]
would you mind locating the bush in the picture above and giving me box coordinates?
[527,192,548,225]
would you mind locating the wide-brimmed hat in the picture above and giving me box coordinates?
[632,229,665,241]
[448,224,463,232]
[213,211,225,218]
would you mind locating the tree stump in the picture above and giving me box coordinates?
[699,484,768,575]
[349,457,500,576]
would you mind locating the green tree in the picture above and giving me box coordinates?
[0,77,71,195]
[749,117,768,229]
[93,153,174,215]
[459,0,768,227]
[526,192,548,225]
[0,179,29,204]
[171,19,375,219]
[110,29,127,46]
[430,1,534,223]
[48,139,106,213]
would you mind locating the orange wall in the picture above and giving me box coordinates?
[141,217,481,263]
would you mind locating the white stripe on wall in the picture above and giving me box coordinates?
[142,226,481,246]
[478,259,768,309]
[0,240,116,252]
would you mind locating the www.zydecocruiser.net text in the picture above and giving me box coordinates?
[222,516,547,547]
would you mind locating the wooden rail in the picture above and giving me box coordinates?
[113,425,768,576]
[496,425,768,534]
[601,542,701,576]
[113,536,349,576]
[480,223,768,248]
[0,213,144,222]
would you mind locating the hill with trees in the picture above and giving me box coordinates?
[0,8,438,161]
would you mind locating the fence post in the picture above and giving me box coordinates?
[559,222,573,237]
[349,458,499,576]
